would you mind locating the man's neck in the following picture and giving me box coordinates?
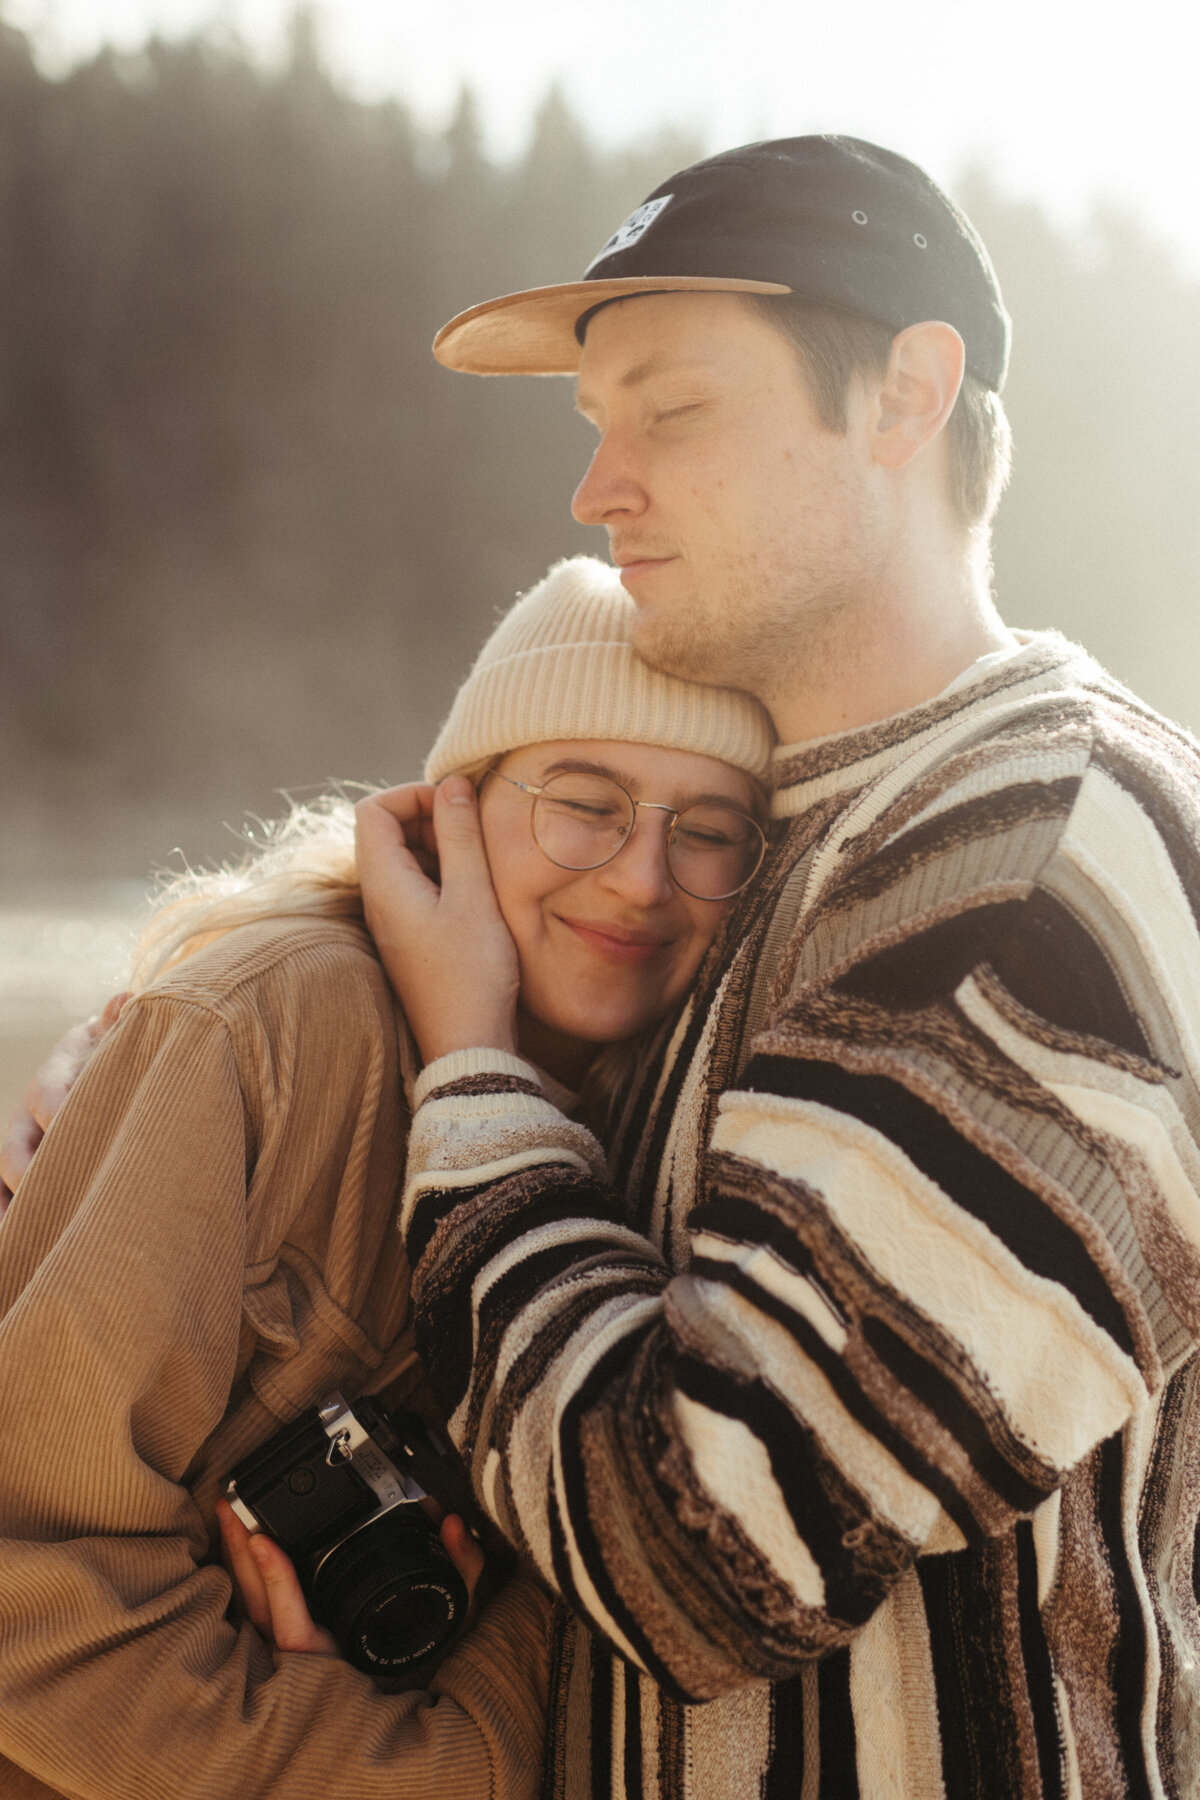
[765,545,1014,745]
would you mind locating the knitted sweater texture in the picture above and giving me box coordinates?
[401,633,1200,1799]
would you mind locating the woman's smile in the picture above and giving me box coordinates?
[553,912,675,962]
[478,737,763,1070]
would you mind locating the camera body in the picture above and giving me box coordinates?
[225,1392,471,1675]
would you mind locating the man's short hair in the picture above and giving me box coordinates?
[747,294,1012,531]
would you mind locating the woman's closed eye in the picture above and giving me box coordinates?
[674,822,740,851]
[672,803,758,848]
[545,795,626,825]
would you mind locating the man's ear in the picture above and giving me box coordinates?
[868,321,965,470]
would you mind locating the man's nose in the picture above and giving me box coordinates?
[598,811,676,907]
[571,435,646,526]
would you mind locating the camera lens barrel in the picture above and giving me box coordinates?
[225,1392,478,1676]
[312,1509,469,1674]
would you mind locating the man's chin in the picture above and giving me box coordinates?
[630,606,725,687]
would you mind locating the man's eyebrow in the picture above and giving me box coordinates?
[615,357,663,390]
[575,356,707,415]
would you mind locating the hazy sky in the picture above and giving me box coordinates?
[8,0,1198,272]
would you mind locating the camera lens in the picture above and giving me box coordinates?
[366,1585,450,1657]
[312,1509,469,1675]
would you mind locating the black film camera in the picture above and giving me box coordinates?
[224,1392,474,1675]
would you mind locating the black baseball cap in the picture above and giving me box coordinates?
[433,134,1010,391]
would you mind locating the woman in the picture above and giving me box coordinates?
[0,556,773,1800]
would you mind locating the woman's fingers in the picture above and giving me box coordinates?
[218,1496,484,1663]
[215,1497,273,1636]
[248,1536,338,1655]
[216,1499,336,1655]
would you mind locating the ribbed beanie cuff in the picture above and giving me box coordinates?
[425,557,774,782]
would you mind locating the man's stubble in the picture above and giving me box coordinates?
[627,496,893,736]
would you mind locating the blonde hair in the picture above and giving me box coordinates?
[129,787,653,1123]
[130,793,365,991]
[130,555,772,1094]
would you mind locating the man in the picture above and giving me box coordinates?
[357,137,1200,1797]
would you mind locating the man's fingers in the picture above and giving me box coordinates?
[359,781,437,834]
[356,787,443,918]
[357,774,520,1063]
[215,1498,273,1636]
[248,1535,338,1655]
[358,777,493,913]
[28,1003,128,1131]
[430,778,500,899]
[355,785,438,870]
[28,1027,93,1130]
[0,1106,42,1200]
[432,775,483,839]
[218,1497,481,1659]
[99,991,131,1030]
[0,999,132,1202]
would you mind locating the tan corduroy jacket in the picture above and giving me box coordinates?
[0,916,550,1800]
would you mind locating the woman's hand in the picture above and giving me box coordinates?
[356,779,520,1065]
[216,1498,338,1654]
[215,1497,486,1657]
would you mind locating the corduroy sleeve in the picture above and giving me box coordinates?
[399,750,1200,1704]
[0,990,549,1800]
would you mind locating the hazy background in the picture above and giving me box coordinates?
[2,0,1198,1114]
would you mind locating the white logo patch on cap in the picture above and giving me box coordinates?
[585,195,674,271]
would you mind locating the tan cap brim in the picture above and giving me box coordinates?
[432,275,792,375]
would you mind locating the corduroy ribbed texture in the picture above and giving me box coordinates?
[424,557,774,782]
[0,916,550,1800]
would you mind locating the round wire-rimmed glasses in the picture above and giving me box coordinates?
[485,768,767,902]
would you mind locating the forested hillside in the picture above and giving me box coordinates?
[1,14,1196,876]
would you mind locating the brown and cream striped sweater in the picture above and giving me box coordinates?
[401,632,1200,1799]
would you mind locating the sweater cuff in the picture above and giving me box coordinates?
[412,1048,546,1111]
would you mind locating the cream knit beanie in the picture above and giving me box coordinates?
[425,557,774,783]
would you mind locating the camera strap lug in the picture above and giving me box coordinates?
[326,1428,354,1466]
[317,1392,426,1511]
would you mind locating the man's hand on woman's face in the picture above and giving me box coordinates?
[214,1496,486,1659]
[355,779,520,1066]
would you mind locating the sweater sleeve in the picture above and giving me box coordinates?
[0,992,549,1800]
[400,760,1200,1702]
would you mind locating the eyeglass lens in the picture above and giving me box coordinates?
[530,773,764,900]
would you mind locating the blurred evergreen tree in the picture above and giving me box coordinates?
[0,15,1196,878]
[962,171,1200,730]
